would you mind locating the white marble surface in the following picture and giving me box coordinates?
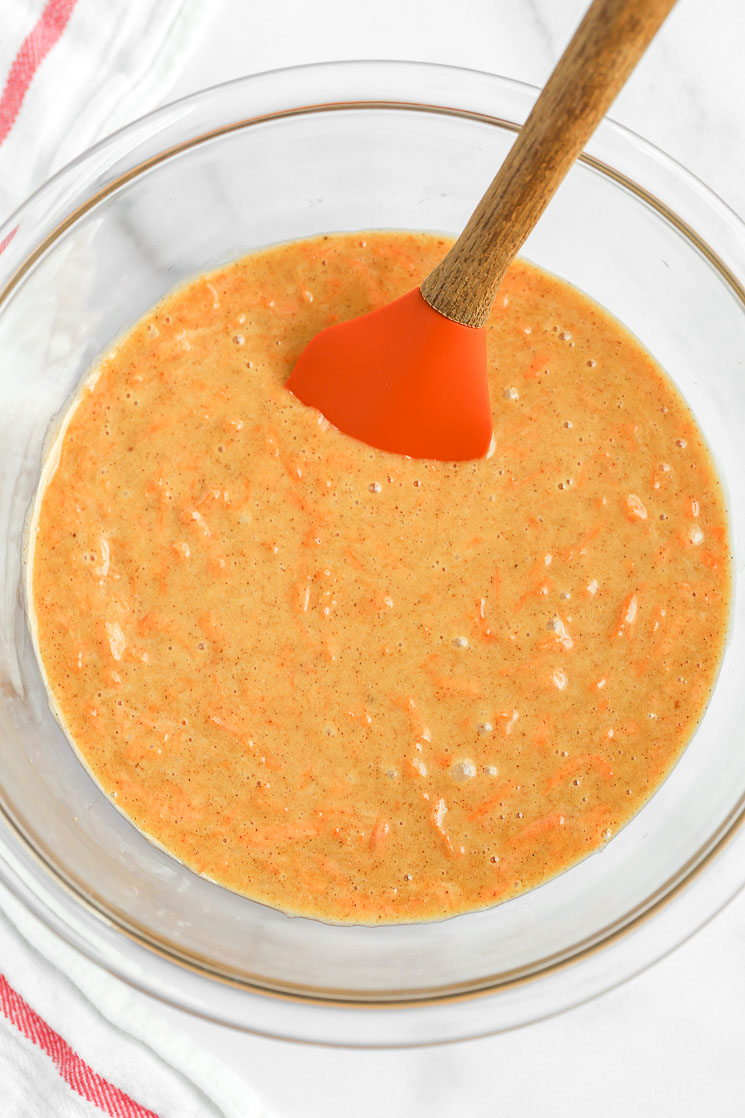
[144,1,745,1114]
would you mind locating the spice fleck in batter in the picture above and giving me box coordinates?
[31,232,730,923]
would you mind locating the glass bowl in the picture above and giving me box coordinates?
[1,61,745,1048]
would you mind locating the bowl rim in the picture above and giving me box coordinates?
[2,58,745,1045]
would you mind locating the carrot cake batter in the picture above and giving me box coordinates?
[30,232,731,923]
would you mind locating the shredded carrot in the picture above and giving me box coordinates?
[523,350,552,380]
[198,610,225,649]
[468,781,520,822]
[420,655,483,698]
[611,591,639,639]
[209,712,255,750]
[562,517,607,562]
[430,797,459,856]
[538,615,574,652]
[546,753,614,790]
[512,812,566,846]
[390,693,430,742]
[618,421,641,450]
[369,817,390,850]
[471,595,498,643]
[513,577,554,613]
[344,546,364,570]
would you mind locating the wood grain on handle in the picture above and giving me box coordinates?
[420,0,677,327]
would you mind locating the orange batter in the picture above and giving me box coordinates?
[30,232,730,924]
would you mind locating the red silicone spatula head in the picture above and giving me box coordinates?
[287,0,675,461]
[286,289,492,461]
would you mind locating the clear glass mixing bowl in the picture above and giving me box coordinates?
[1,61,745,1047]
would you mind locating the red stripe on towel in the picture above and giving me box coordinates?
[0,0,79,146]
[0,228,17,254]
[0,973,160,1117]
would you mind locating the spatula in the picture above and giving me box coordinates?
[287,0,677,460]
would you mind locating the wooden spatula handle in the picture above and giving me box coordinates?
[420,0,677,328]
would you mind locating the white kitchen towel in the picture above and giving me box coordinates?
[0,3,276,1115]
[0,876,272,1117]
[0,0,212,224]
